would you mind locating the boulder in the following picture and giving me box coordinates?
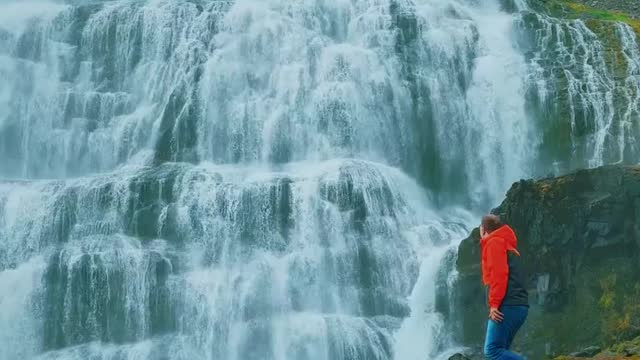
[447,354,471,360]
[447,352,484,360]
[569,346,601,357]
[451,165,640,359]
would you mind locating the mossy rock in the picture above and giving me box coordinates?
[451,165,640,359]
[539,0,640,35]
[554,336,640,358]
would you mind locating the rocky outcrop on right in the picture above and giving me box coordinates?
[452,165,640,359]
[555,335,640,359]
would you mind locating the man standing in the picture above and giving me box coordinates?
[480,215,529,360]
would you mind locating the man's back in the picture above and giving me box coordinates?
[480,216,529,360]
[480,224,528,308]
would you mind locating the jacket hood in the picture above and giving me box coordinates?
[481,224,518,250]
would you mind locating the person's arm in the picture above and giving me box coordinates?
[486,238,509,309]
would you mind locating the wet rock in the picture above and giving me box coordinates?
[447,352,483,360]
[499,0,520,13]
[43,245,176,350]
[609,336,640,357]
[448,354,471,360]
[622,346,640,356]
[569,346,601,357]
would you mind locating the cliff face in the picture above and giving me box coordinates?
[453,166,640,358]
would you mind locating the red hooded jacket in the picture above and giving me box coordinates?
[480,224,528,309]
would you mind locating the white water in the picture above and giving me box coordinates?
[521,12,640,171]
[0,0,68,35]
[0,256,46,360]
[0,159,472,359]
[465,0,533,204]
[617,23,640,161]
[1,0,639,359]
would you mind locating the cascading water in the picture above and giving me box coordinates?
[617,22,640,160]
[1,0,639,359]
[517,9,640,173]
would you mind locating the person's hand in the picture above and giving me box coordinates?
[489,307,504,322]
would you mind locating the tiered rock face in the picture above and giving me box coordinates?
[453,165,640,359]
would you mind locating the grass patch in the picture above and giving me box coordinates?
[559,1,640,34]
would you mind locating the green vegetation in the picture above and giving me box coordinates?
[599,274,617,311]
[565,2,636,21]
[610,336,640,355]
[602,281,640,342]
[548,1,640,35]
[552,336,640,359]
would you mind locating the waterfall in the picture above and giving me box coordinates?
[1,0,639,359]
[617,23,640,161]
[518,11,640,172]
[0,160,472,359]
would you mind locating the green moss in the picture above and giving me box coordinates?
[566,3,627,21]
[600,277,640,343]
[610,335,640,352]
[583,19,628,78]
[554,337,640,358]
[555,1,640,35]
[599,274,617,311]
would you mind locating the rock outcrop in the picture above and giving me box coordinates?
[555,335,640,359]
[452,165,640,359]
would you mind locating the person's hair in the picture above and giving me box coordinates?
[481,214,503,233]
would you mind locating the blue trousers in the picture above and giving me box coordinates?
[483,305,528,360]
